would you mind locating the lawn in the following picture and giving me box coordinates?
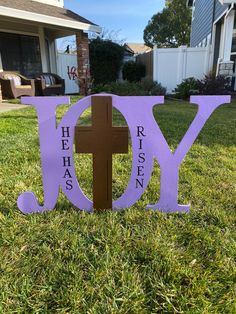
[0,96,235,313]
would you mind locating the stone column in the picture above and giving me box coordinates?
[177,45,187,84]
[218,61,234,77]
[76,31,91,96]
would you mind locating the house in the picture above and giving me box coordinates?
[0,0,102,94]
[187,0,236,88]
[118,44,152,81]
[123,44,135,63]
[125,43,152,56]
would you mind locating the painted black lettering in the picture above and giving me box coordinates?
[66,179,73,190]
[139,138,143,150]
[137,166,144,176]
[61,126,70,138]
[63,169,72,179]
[63,156,71,167]
[138,153,145,163]
[136,178,144,188]
[137,126,146,137]
[62,139,69,150]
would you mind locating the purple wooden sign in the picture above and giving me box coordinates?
[17,94,231,214]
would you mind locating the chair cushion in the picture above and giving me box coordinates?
[41,74,56,86]
[15,85,31,89]
[3,74,21,86]
[45,84,62,88]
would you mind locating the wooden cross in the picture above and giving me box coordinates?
[75,96,129,210]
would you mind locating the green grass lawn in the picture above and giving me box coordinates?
[0,97,235,313]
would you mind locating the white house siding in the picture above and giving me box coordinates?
[190,0,228,47]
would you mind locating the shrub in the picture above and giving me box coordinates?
[198,73,231,95]
[140,78,166,95]
[91,80,166,96]
[89,38,124,84]
[122,61,146,82]
[92,81,145,96]
[174,77,199,99]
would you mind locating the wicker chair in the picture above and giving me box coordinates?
[36,73,65,96]
[0,71,35,99]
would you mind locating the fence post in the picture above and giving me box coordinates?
[177,46,187,85]
[153,45,158,82]
[204,45,211,74]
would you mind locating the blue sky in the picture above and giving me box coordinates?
[64,0,165,43]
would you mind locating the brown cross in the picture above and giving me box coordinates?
[75,96,129,210]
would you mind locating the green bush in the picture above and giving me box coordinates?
[91,79,166,96]
[198,73,231,95]
[89,38,124,84]
[174,74,231,99]
[174,77,199,99]
[140,78,166,95]
[122,61,146,82]
[92,81,145,96]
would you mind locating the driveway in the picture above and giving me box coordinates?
[0,102,28,113]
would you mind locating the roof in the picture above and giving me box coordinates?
[125,43,152,55]
[123,44,135,55]
[0,0,101,33]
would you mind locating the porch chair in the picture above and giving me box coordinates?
[0,71,35,99]
[36,73,65,96]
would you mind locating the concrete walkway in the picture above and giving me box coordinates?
[0,102,28,113]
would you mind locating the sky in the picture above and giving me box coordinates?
[61,0,165,46]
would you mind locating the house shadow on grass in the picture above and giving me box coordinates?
[0,115,38,120]
[0,207,10,215]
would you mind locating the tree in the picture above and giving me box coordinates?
[89,38,124,84]
[143,0,192,48]
[89,28,126,46]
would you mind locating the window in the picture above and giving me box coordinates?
[0,32,42,78]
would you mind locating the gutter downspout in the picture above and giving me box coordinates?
[210,0,216,44]
[226,2,234,17]
[222,2,234,58]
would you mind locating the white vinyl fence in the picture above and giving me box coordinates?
[57,53,79,94]
[153,46,212,94]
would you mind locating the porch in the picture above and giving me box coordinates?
[0,0,101,95]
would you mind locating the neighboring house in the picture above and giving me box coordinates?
[123,44,135,63]
[187,0,236,88]
[0,0,101,94]
[119,43,152,81]
[125,43,152,56]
